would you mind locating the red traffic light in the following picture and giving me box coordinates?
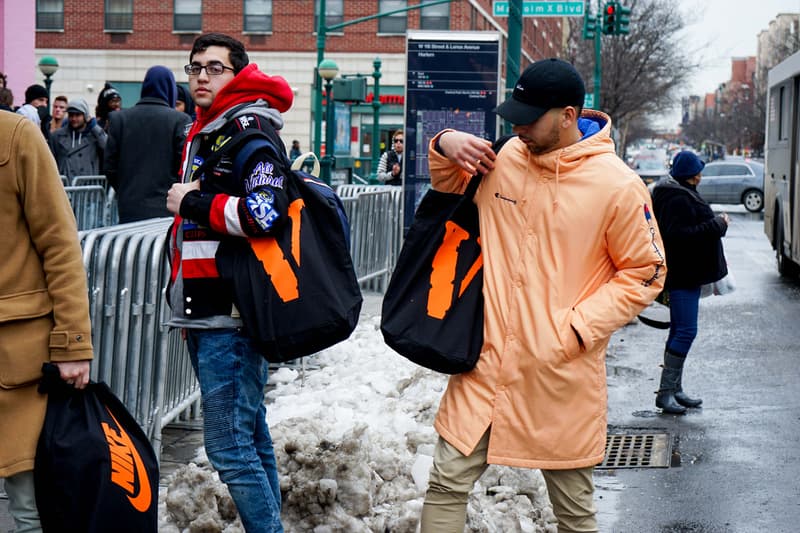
[606,4,616,14]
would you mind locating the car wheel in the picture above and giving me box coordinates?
[743,189,764,212]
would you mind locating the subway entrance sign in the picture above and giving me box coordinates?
[492,1,584,17]
[404,31,501,231]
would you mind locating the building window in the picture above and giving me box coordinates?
[420,2,448,30]
[378,0,407,34]
[315,0,344,32]
[105,0,133,31]
[174,0,202,32]
[36,0,64,30]
[244,0,272,32]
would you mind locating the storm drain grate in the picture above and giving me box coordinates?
[597,433,671,469]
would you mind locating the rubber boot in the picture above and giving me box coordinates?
[674,356,702,408]
[655,351,686,414]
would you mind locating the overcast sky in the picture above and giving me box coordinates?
[658,0,800,127]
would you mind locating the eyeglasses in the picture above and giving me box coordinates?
[393,138,403,143]
[184,62,235,76]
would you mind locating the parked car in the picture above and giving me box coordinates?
[633,150,669,186]
[697,159,764,212]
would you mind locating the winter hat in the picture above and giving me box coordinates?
[494,59,585,125]
[66,98,91,119]
[25,84,48,104]
[141,65,177,108]
[670,151,705,181]
[97,83,121,106]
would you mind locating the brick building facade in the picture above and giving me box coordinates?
[33,1,568,171]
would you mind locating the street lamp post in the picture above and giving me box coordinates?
[38,56,59,113]
[318,59,339,185]
[370,57,382,183]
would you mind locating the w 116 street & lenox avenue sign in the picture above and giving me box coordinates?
[492,1,585,17]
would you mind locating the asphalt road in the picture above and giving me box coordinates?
[596,205,800,532]
[3,206,797,532]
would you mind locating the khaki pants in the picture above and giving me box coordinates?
[420,429,598,533]
[5,470,42,533]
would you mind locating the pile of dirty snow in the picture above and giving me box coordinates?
[159,315,558,532]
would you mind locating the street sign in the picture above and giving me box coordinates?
[583,93,594,109]
[493,1,585,17]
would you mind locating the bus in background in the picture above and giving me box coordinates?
[765,50,800,278]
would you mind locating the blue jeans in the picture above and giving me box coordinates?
[666,287,701,356]
[186,329,283,533]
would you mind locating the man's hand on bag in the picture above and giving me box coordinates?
[53,360,91,389]
[167,180,200,215]
[439,131,496,175]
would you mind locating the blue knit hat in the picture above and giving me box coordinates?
[670,151,705,180]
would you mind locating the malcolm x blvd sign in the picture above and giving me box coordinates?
[493,1,584,17]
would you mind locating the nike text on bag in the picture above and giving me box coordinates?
[214,130,362,362]
[34,363,158,533]
[381,173,484,374]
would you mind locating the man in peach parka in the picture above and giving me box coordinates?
[419,59,666,532]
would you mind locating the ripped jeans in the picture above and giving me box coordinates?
[186,328,283,533]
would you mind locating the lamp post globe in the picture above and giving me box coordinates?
[38,56,59,112]
[318,59,339,185]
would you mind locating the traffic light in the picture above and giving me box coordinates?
[616,3,631,35]
[582,11,597,40]
[602,1,617,35]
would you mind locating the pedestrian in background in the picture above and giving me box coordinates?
[49,97,107,179]
[0,71,13,112]
[95,83,122,131]
[105,65,190,222]
[289,139,302,160]
[15,84,48,128]
[651,151,729,414]
[49,95,68,133]
[418,58,665,532]
[176,84,196,121]
[0,110,93,533]
[166,32,294,533]
[376,129,403,185]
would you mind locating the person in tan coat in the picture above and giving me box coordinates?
[0,111,93,531]
[418,59,666,532]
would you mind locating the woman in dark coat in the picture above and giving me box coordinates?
[651,151,729,414]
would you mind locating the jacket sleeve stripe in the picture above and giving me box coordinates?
[182,258,219,278]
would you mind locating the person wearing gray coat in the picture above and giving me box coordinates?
[104,66,191,222]
[49,98,107,179]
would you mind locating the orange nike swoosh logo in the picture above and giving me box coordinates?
[105,407,153,512]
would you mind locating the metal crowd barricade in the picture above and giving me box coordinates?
[79,218,200,457]
[64,185,108,231]
[71,174,107,189]
[338,184,403,293]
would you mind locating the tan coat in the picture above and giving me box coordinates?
[0,112,93,477]
[428,111,665,469]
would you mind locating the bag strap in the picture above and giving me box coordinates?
[291,151,321,178]
[463,134,517,200]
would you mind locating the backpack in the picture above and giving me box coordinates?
[192,125,362,362]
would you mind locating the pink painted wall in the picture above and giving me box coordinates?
[1,0,37,108]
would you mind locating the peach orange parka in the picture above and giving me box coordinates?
[428,110,665,469]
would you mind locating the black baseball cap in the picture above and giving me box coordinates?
[494,58,586,125]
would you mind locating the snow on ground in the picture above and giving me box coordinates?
[158,313,558,532]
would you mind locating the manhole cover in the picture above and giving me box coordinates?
[597,433,671,469]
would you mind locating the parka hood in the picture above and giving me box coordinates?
[522,109,615,177]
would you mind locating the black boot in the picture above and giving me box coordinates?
[673,353,702,408]
[655,351,686,414]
